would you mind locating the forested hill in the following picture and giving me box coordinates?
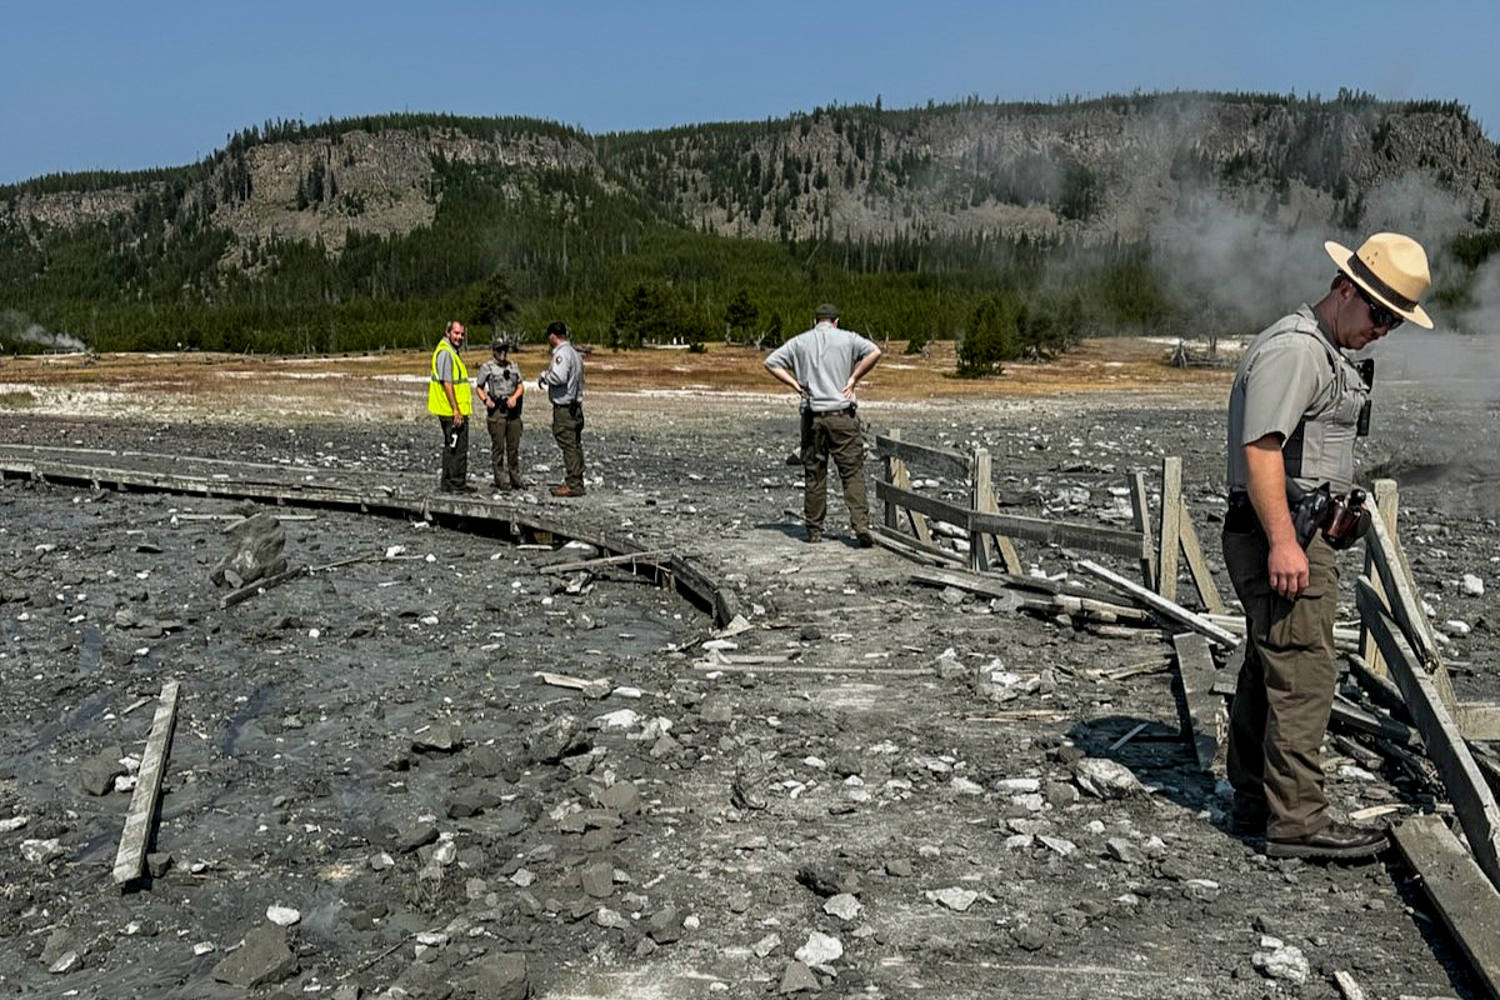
[2,92,1498,355]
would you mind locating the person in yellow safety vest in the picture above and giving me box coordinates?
[428,320,474,493]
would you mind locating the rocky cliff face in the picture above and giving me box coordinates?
[4,95,1496,260]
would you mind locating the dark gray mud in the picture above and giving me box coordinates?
[0,375,1496,999]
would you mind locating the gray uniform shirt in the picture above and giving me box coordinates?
[475,360,523,410]
[539,340,584,405]
[1226,304,1368,494]
[764,323,879,413]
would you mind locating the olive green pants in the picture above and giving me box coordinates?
[1223,528,1339,840]
[486,411,523,484]
[551,402,585,490]
[803,410,869,534]
[437,416,469,490]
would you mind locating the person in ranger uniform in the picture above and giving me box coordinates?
[1223,232,1433,860]
[537,321,587,497]
[475,338,526,490]
[764,302,882,546]
[428,320,474,493]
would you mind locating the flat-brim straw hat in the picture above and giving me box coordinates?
[1324,232,1434,329]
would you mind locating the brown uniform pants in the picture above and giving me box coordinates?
[486,410,523,484]
[437,416,468,490]
[804,410,870,534]
[1223,527,1339,840]
[551,402,585,490]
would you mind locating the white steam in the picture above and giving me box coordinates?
[0,310,87,352]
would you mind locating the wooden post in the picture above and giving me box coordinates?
[968,448,991,573]
[1391,815,1500,997]
[1360,478,1399,679]
[1158,457,1183,602]
[885,430,932,544]
[970,448,1022,575]
[1127,471,1157,590]
[113,680,181,885]
[1171,632,1221,772]
[882,427,900,531]
[1176,495,1225,614]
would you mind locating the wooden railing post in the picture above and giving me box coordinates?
[1360,478,1399,679]
[1158,457,1183,602]
[1128,470,1157,589]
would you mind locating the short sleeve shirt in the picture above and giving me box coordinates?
[764,323,879,413]
[1225,306,1336,492]
[476,359,522,401]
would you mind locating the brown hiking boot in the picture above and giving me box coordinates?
[1266,822,1388,861]
[550,484,586,498]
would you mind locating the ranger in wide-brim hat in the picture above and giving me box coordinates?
[1323,231,1434,329]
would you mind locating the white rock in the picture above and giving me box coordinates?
[266,905,301,926]
[595,709,641,731]
[926,887,979,912]
[1011,793,1045,813]
[1038,835,1077,856]
[1253,944,1309,985]
[20,838,63,864]
[432,841,458,866]
[0,815,29,833]
[1259,934,1283,949]
[995,777,1040,793]
[595,907,628,929]
[1337,764,1378,781]
[1422,599,1437,618]
[415,931,449,947]
[1445,619,1472,636]
[1004,834,1035,850]
[114,774,137,793]
[1462,574,1485,596]
[683,914,701,930]
[802,756,827,769]
[794,931,843,965]
[950,776,985,796]
[701,639,738,652]
[48,951,79,974]
[752,933,781,958]
[823,894,862,921]
[192,941,216,956]
[370,852,395,871]
[1073,758,1144,799]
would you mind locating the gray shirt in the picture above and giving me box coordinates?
[764,323,879,413]
[475,359,523,408]
[1226,304,1358,493]
[539,340,584,405]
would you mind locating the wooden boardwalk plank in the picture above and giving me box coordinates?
[1077,559,1241,649]
[1392,814,1500,997]
[1171,632,1221,772]
[1157,457,1183,603]
[113,680,181,886]
[1359,577,1500,892]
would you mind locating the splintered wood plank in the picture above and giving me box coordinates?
[1127,471,1157,590]
[1175,495,1225,614]
[1359,577,1500,892]
[1459,701,1500,742]
[1157,457,1183,602]
[1392,814,1500,997]
[1171,632,1221,772]
[1077,559,1241,649]
[971,447,1023,575]
[968,448,992,573]
[1360,479,1399,679]
[113,680,181,886]
[872,434,972,479]
[882,430,934,544]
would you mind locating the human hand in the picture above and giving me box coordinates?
[1267,541,1309,599]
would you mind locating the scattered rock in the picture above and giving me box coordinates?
[211,924,299,988]
[594,781,641,817]
[926,887,978,912]
[412,721,461,752]
[1072,757,1144,798]
[823,893,862,921]
[525,715,587,764]
[20,838,64,864]
[79,745,124,796]
[266,905,301,927]
[594,708,641,731]
[779,961,823,994]
[210,512,287,589]
[731,748,770,810]
[648,905,682,944]
[460,951,530,1000]
[580,860,615,898]
[885,858,913,878]
[1462,573,1485,596]
[794,931,843,965]
[1253,944,1309,985]
[146,851,173,878]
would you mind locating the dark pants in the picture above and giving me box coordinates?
[804,410,869,534]
[487,410,523,484]
[552,402,585,489]
[1223,527,1339,840]
[437,416,469,490]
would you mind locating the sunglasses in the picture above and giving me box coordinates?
[1353,284,1403,330]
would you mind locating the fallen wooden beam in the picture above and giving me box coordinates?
[1359,479,1400,679]
[113,680,181,886]
[1391,814,1500,997]
[1365,495,1443,673]
[907,566,1135,608]
[538,549,675,575]
[1076,559,1241,649]
[1359,577,1500,892]
[1328,695,1418,746]
[1175,496,1225,614]
[1171,633,1221,772]
[870,525,966,567]
[219,564,309,610]
[1459,701,1500,742]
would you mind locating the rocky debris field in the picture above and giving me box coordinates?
[1,372,1498,1000]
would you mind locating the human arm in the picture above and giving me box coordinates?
[842,346,882,399]
[1244,435,1306,598]
[765,363,807,398]
[508,378,524,409]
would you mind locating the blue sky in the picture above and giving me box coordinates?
[2,0,1495,184]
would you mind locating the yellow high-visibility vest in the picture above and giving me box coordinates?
[427,339,472,416]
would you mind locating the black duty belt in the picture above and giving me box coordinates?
[813,405,857,417]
